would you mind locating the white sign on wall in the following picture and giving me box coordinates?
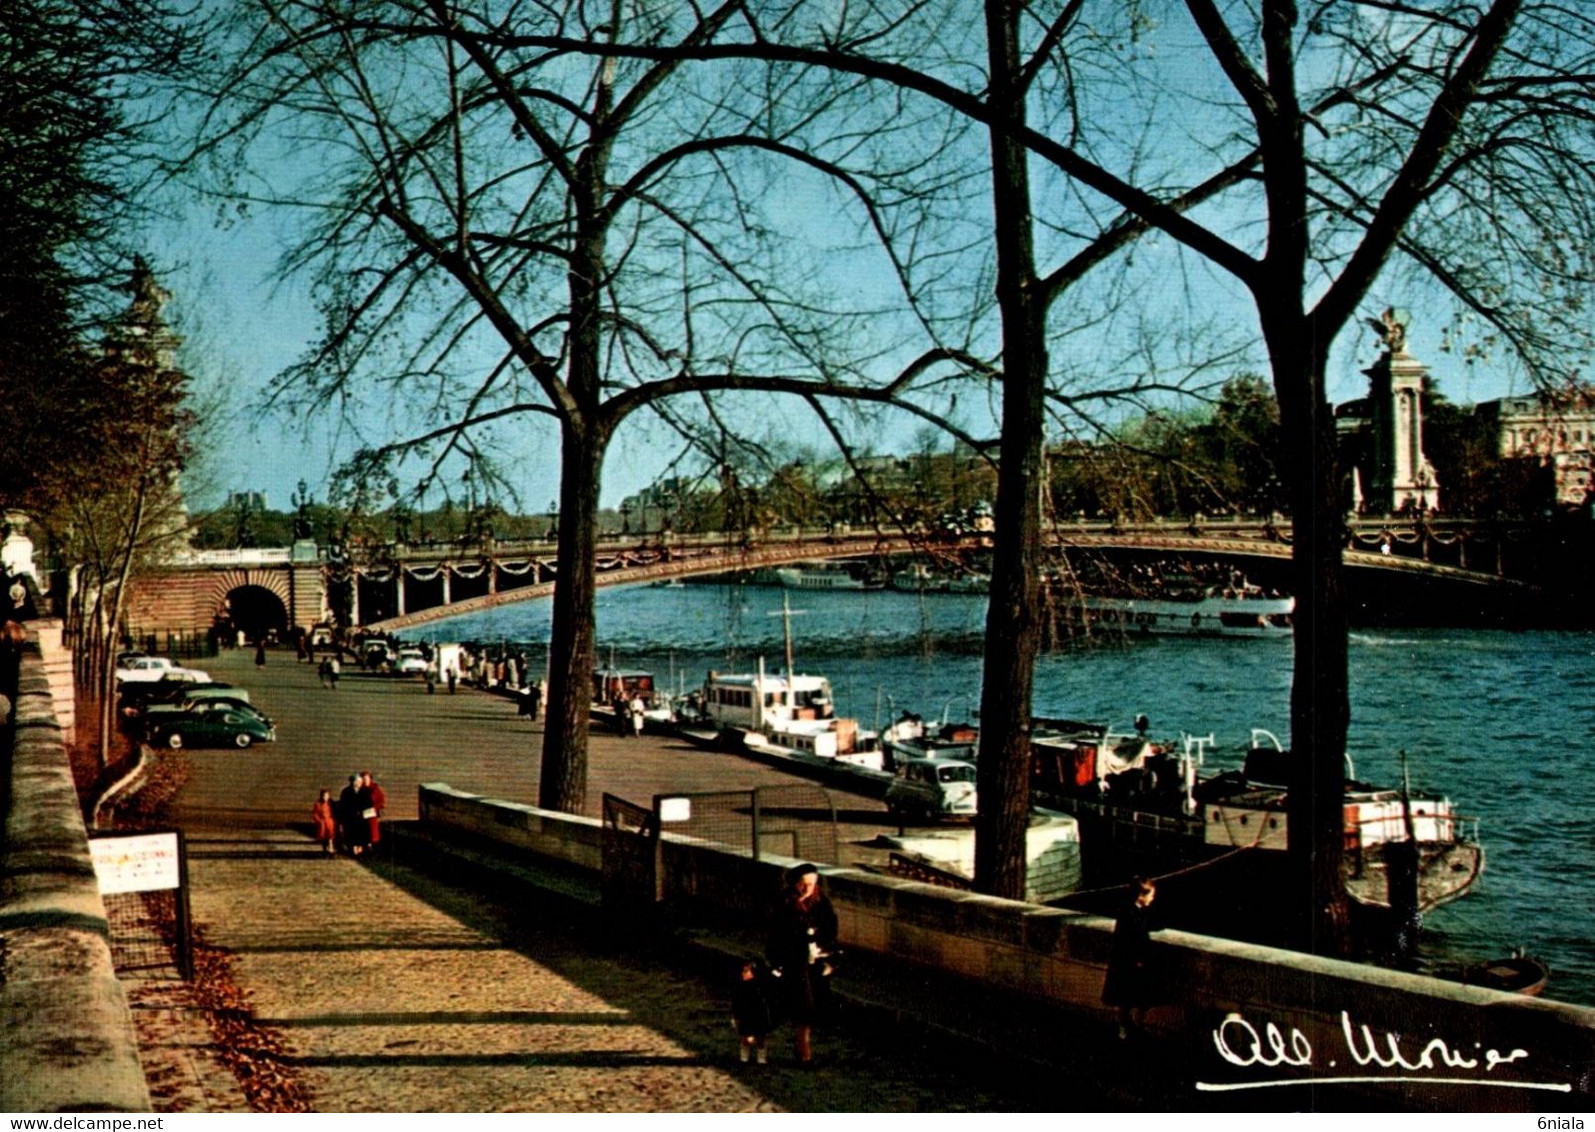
[90,832,181,895]
[658,796,692,823]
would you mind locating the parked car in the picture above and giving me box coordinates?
[119,678,239,719]
[886,757,979,819]
[394,647,429,675]
[144,707,276,749]
[143,698,271,740]
[114,656,212,685]
[179,685,251,706]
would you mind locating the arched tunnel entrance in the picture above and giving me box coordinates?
[220,584,289,644]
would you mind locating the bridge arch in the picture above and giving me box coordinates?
[211,570,292,643]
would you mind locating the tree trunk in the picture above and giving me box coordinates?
[537,419,607,814]
[537,177,609,815]
[98,477,150,769]
[1267,326,1352,956]
[973,0,1047,901]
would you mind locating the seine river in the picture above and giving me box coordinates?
[408,581,1595,1007]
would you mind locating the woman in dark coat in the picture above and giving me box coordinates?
[766,863,838,1064]
[338,774,369,856]
[1102,876,1163,1039]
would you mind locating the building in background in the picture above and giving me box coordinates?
[1477,387,1595,508]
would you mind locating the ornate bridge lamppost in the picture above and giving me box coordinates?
[619,501,632,537]
[547,500,559,542]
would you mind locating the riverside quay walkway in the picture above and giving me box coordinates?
[135,649,1595,1113]
[153,648,1122,1112]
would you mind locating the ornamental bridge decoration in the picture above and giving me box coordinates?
[122,515,1560,642]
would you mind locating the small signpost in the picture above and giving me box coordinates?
[89,830,193,979]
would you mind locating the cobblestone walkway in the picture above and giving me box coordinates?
[185,828,1043,1112]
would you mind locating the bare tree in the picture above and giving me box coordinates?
[41,261,195,769]
[180,0,989,812]
[494,1,1595,942]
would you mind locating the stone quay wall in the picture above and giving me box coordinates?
[1,633,151,1113]
[420,782,1595,1106]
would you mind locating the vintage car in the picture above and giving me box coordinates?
[114,655,212,685]
[394,647,430,675]
[885,757,979,819]
[142,698,271,740]
[118,679,241,718]
[144,705,276,749]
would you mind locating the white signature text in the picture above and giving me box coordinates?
[1195,1010,1571,1094]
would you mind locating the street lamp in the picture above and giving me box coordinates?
[548,500,559,541]
[620,501,632,536]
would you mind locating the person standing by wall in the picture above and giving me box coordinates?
[1102,876,1164,1040]
[765,863,838,1065]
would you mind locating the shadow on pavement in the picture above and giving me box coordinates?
[357,846,1064,1112]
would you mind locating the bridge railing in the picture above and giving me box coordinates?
[170,547,294,566]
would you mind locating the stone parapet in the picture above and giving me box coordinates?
[29,619,74,733]
[417,782,1595,1106]
[1,645,150,1113]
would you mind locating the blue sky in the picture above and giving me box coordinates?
[144,5,1548,520]
[152,188,1526,521]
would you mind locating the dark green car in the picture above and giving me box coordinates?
[144,704,276,749]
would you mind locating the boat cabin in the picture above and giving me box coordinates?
[701,667,834,732]
[594,668,655,707]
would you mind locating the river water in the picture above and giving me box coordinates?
[407,581,1595,1007]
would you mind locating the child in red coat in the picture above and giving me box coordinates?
[311,789,336,855]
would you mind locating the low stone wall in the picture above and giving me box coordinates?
[420,783,1595,1105]
[419,782,604,872]
[1,637,150,1113]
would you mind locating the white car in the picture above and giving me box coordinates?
[114,656,212,684]
[394,648,429,675]
[886,757,979,820]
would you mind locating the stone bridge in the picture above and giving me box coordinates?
[123,515,1558,642]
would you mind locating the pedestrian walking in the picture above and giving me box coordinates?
[311,789,336,855]
[446,664,457,694]
[528,680,542,721]
[766,863,838,1065]
[255,640,267,668]
[425,659,438,694]
[629,694,646,738]
[328,655,340,690]
[1102,876,1164,1040]
[318,658,331,688]
[730,959,775,1066]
